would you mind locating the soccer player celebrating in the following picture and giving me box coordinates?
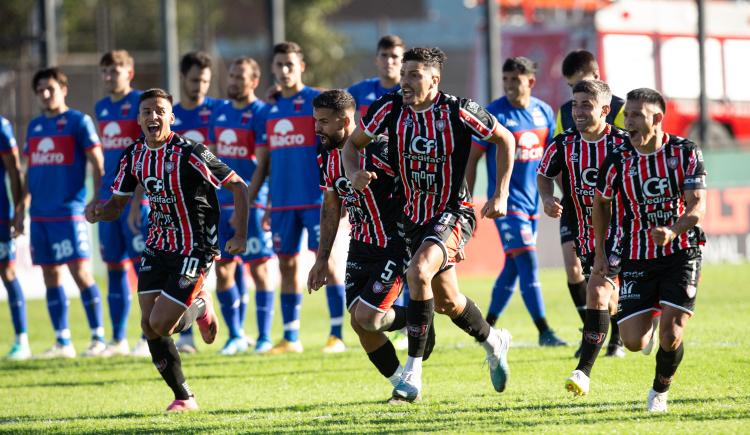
[0,116,29,360]
[594,88,706,412]
[537,80,628,396]
[466,57,565,347]
[555,50,627,358]
[21,68,107,358]
[343,47,516,402]
[209,57,275,355]
[308,89,417,390]
[249,41,346,354]
[172,51,228,353]
[348,35,404,118]
[95,49,150,357]
[88,88,248,412]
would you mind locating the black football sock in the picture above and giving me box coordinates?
[568,281,588,323]
[653,343,684,393]
[385,305,407,332]
[451,297,491,343]
[147,337,192,400]
[406,298,434,358]
[534,317,550,334]
[485,313,498,327]
[609,315,622,346]
[367,340,401,378]
[174,297,207,333]
[575,309,609,377]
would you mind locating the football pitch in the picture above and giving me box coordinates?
[0,263,747,433]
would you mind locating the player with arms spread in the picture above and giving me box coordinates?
[88,88,248,412]
[343,47,516,403]
[594,88,706,412]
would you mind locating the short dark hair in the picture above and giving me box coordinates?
[312,89,355,115]
[179,51,212,76]
[561,49,598,78]
[377,35,405,52]
[273,41,304,59]
[403,47,447,71]
[627,88,667,114]
[231,56,261,80]
[32,67,68,90]
[100,49,134,68]
[502,56,537,75]
[572,79,611,105]
[139,88,173,106]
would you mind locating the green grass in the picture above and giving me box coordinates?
[0,263,748,433]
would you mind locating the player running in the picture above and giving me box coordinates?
[249,41,347,354]
[555,50,627,357]
[594,88,706,412]
[308,89,426,390]
[348,34,409,350]
[537,80,628,396]
[343,47,516,403]
[95,50,150,357]
[88,88,248,412]
[0,116,29,360]
[172,51,228,353]
[466,56,566,347]
[21,67,106,358]
[209,57,275,355]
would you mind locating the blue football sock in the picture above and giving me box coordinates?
[46,286,70,345]
[235,263,248,328]
[488,257,519,318]
[81,284,104,340]
[280,293,302,342]
[217,285,242,339]
[326,284,345,339]
[4,279,27,335]
[395,282,410,308]
[255,289,274,341]
[515,250,546,321]
[181,326,194,337]
[107,269,131,342]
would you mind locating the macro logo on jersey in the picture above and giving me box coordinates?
[215,128,254,160]
[597,134,707,259]
[538,124,627,255]
[179,128,206,143]
[513,129,546,162]
[267,117,315,148]
[100,121,140,150]
[27,136,74,166]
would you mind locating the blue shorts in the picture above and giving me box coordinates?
[98,202,149,264]
[0,224,16,262]
[270,208,320,256]
[218,206,274,263]
[494,215,537,256]
[30,219,92,265]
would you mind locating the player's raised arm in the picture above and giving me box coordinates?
[87,194,129,223]
[342,128,375,191]
[481,123,515,218]
[223,173,249,255]
[653,171,707,247]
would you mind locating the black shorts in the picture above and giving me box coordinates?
[617,248,702,323]
[579,250,621,285]
[138,248,214,308]
[559,208,576,244]
[345,239,408,312]
[404,208,476,271]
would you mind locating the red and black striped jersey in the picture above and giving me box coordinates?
[360,91,498,224]
[537,124,628,256]
[111,132,236,256]
[597,134,707,260]
[318,136,402,248]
